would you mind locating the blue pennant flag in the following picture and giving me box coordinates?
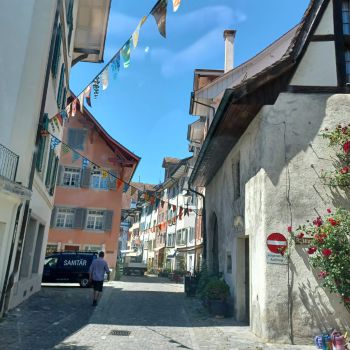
[123,183,130,193]
[82,157,89,169]
[50,137,61,150]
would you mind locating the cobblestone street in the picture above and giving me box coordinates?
[0,276,315,350]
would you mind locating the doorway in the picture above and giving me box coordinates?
[244,237,250,323]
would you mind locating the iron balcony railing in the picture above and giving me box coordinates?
[0,143,19,182]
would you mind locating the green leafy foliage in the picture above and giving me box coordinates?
[290,208,350,309]
[203,277,230,301]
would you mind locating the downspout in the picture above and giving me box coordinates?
[187,186,206,263]
[11,0,62,283]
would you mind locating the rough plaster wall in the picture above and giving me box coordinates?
[260,93,350,343]
[206,92,350,343]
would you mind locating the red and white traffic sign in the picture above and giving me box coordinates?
[266,233,287,254]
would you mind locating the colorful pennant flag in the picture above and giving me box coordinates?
[102,170,109,179]
[132,25,140,49]
[82,157,89,169]
[78,93,84,112]
[123,183,130,193]
[72,151,80,162]
[131,187,137,196]
[71,99,77,117]
[144,193,150,201]
[121,39,131,68]
[93,77,100,99]
[50,137,61,150]
[173,0,181,12]
[172,204,176,212]
[151,0,168,38]
[60,110,68,122]
[161,200,165,208]
[111,52,120,80]
[50,120,56,132]
[150,196,155,205]
[84,85,92,107]
[61,144,70,154]
[155,197,160,208]
[56,113,63,126]
[178,206,183,220]
[117,178,123,189]
[101,69,109,90]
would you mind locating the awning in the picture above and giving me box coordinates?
[176,244,203,253]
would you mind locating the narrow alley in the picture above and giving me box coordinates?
[0,276,314,350]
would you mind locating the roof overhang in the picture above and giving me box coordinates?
[73,0,111,64]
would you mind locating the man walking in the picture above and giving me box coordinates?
[89,251,110,306]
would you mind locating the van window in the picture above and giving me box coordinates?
[45,257,58,267]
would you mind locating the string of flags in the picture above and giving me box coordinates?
[42,121,194,231]
[44,0,182,130]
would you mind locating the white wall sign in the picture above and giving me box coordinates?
[266,252,287,265]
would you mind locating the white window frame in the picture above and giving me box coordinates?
[84,244,103,252]
[63,167,80,187]
[86,209,104,231]
[55,208,75,228]
[90,170,108,190]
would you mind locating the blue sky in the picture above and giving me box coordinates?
[70,0,310,185]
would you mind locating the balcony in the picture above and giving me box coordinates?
[0,143,19,182]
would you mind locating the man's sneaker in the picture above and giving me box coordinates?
[92,300,97,306]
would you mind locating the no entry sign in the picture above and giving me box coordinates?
[266,233,287,254]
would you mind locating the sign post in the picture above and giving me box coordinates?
[266,232,288,265]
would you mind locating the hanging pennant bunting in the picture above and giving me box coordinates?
[101,69,109,90]
[78,93,84,112]
[155,197,160,208]
[172,204,176,212]
[50,137,61,150]
[111,52,121,80]
[84,85,92,107]
[121,39,131,68]
[132,25,141,49]
[161,200,165,208]
[173,0,181,12]
[82,157,89,169]
[117,178,123,189]
[178,206,183,220]
[60,110,68,123]
[71,99,77,117]
[72,151,80,163]
[102,170,109,179]
[123,183,130,193]
[151,0,168,38]
[56,113,63,126]
[93,76,100,99]
[131,187,137,196]
[53,116,60,130]
[150,196,155,205]
[61,144,70,154]
[144,193,150,201]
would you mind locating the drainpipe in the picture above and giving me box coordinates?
[187,186,206,266]
[0,0,61,315]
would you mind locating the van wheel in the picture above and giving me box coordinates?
[79,278,89,288]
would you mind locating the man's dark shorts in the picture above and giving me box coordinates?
[92,280,103,292]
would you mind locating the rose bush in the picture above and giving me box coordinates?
[321,124,350,187]
[290,208,350,309]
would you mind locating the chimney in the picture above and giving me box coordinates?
[223,30,236,73]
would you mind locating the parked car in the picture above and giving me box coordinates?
[42,251,98,287]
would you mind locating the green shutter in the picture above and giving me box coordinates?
[57,64,65,108]
[61,87,67,110]
[50,156,59,196]
[67,0,74,49]
[45,148,54,188]
[36,135,46,172]
[51,24,61,78]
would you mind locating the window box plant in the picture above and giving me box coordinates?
[203,277,230,317]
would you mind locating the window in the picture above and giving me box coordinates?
[51,23,62,78]
[343,0,350,34]
[232,158,241,200]
[227,253,232,273]
[45,146,59,196]
[66,0,74,49]
[46,244,58,255]
[90,171,108,190]
[84,244,102,252]
[345,49,350,83]
[63,167,80,187]
[167,233,175,247]
[86,210,104,230]
[188,227,195,242]
[176,229,187,245]
[67,128,87,150]
[55,208,74,228]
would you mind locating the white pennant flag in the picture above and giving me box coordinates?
[173,0,181,12]
[101,69,109,90]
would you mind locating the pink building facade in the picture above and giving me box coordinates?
[48,101,139,267]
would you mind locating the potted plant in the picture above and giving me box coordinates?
[203,277,230,317]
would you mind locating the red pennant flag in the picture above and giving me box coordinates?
[161,200,165,208]
[178,206,183,220]
[84,85,92,107]
[56,113,63,126]
[117,178,123,189]
[150,196,155,205]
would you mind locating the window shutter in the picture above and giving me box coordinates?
[56,165,63,186]
[45,148,54,188]
[51,24,61,78]
[108,170,117,190]
[57,64,65,108]
[50,156,59,195]
[67,128,86,150]
[36,134,47,172]
[61,87,67,110]
[80,168,91,188]
[50,207,57,228]
[73,208,86,229]
[104,210,113,231]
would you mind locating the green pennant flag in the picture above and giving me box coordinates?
[121,39,131,68]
